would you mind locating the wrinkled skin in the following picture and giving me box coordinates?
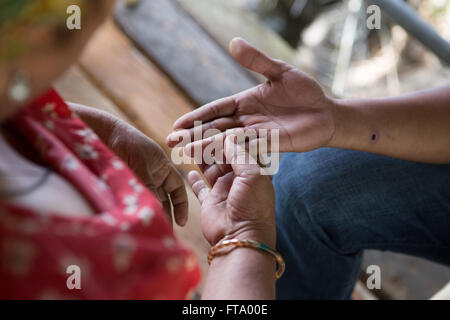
[71,103,188,226]
[187,136,275,247]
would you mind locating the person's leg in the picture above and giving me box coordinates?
[273,148,450,299]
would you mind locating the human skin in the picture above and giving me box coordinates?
[69,103,189,226]
[168,38,450,164]
[1,2,279,298]
[188,136,276,299]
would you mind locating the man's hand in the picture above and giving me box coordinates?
[167,38,336,154]
[70,103,188,226]
[187,135,275,247]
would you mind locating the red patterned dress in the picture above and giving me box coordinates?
[0,89,201,299]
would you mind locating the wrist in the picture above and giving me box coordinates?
[208,240,276,270]
[208,235,278,284]
[204,242,277,299]
[218,227,276,250]
[327,98,361,149]
[327,98,343,148]
[206,227,280,295]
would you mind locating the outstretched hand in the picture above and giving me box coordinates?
[167,38,336,154]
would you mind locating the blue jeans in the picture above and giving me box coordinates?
[273,148,450,299]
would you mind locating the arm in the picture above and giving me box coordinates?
[69,103,189,226]
[187,136,277,299]
[168,38,450,164]
[203,233,276,300]
[330,87,450,163]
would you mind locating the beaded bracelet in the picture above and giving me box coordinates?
[207,239,286,280]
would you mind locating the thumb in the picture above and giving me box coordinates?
[224,135,262,177]
[229,37,290,81]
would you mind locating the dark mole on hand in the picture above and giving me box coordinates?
[371,133,378,142]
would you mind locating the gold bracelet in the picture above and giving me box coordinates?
[207,239,286,280]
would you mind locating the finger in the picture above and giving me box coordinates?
[184,131,227,159]
[168,185,189,227]
[172,96,237,131]
[223,135,275,168]
[196,144,233,186]
[163,166,189,226]
[183,127,258,159]
[224,135,262,177]
[200,163,233,186]
[194,144,230,186]
[209,171,235,203]
[229,37,291,81]
[143,179,158,197]
[167,116,239,148]
[187,171,210,205]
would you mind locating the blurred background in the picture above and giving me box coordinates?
[55,0,450,300]
[182,0,450,98]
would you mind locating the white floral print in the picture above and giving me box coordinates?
[113,234,136,272]
[61,155,79,171]
[75,143,99,160]
[73,128,98,143]
[44,120,54,130]
[123,195,139,215]
[42,103,58,118]
[112,159,125,170]
[137,206,154,226]
[162,236,176,249]
[129,179,144,193]
[101,213,117,227]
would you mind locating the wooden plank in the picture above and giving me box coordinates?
[55,64,195,172]
[176,0,298,67]
[362,250,450,299]
[54,66,128,121]
[78,20,197,172]
[177,0,325,92]
[114,0,257,106]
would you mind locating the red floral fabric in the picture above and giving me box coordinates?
[0,89,201,299]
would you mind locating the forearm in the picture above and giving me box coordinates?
[329,86,450,163]
[202,247,276,300]
[68,103,118,140]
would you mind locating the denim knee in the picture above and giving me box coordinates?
[273,152,332,243]
[274,148,450,256]
[273,150,364,255]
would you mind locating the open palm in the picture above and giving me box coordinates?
[168,38,336,153]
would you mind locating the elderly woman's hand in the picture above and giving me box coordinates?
[188,136,277,299]
[187,135,275,247]
[69,103,188,226]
